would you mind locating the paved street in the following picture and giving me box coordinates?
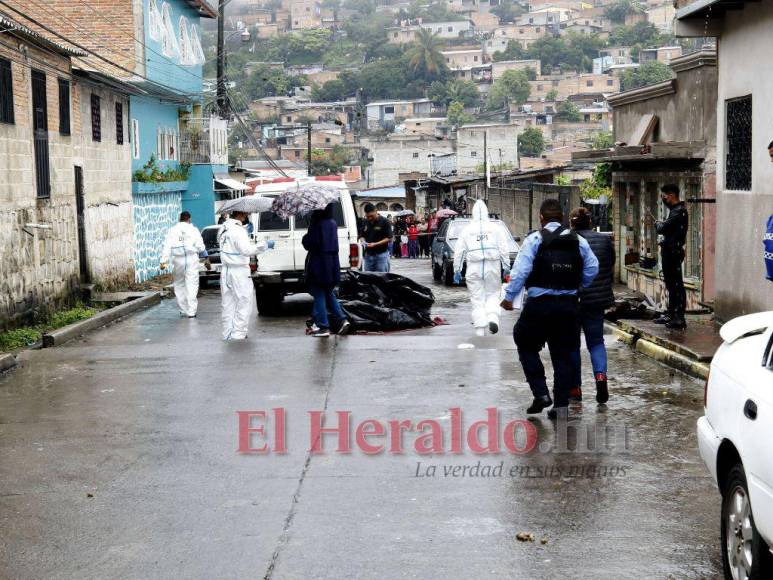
[0,259,722,579]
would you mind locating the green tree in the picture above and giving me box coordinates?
[518,127,545,157]
[446,101,473,127]
[609,21,667,47]
[429,79,480,108]
[546,89,558,101]
[309,145,351,175]
[592,131,614,150]
[490,0,525,23]
[619,61,673,91]
[556,100,581,122]
[492,40,526,62]
[488,69,531,109]
[604,0,645,24]
[311,79,348,102]
[406,29,448,81]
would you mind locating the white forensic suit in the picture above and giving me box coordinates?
[218,218,269,340]
[161,221,206,318]
[453,200,511,334]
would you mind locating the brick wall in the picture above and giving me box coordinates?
[0,40,80,326]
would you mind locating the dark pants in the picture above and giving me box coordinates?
[513,295,580,408]
[309,285,347,330]
[661,248,686,319]
[418,235,430,257]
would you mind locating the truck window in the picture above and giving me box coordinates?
[258,211,290,231]
[294,202,346,229]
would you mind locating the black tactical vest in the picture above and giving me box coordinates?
[525,227,583,290]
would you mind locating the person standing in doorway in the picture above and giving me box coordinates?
[654,184,689,330]
[501,199,599,421]
[360,203,393,272]
[568,207,614,405]
[160,211,209,318]
[218,211,273,340]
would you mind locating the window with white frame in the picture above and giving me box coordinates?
[156,127,178,161]
[178,16,192,65]
[148,0,162,42]
[189,25,205,65]
[160,2,180,58]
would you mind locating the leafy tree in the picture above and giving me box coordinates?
[592,131,614,150]
[311,79,348,102]
[556,100,581,122]
[339,55,424,102]
[492,40,526,62]
[604,0,645,24]
[609,22,665,48]
[518,127,545,157]
[342,0,376,17]
[446,101,473,127]
[428,79,480,108]
[488,69,530,109]
[554,175,571,185]
[490,0,525,23]
[546,89,558,101]
[309,145,351,175]
[524,66,537,81]
[526,33,603,73]
[619,61,673,91]
[242,64,306,100]
[406,29,449,81]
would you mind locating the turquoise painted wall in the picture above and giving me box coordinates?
[182,164,229,229]
[132,190,184,282]
[142,0,206,96]
[130,96,185,173]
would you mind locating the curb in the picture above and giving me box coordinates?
[0,352,16,372]
[42,292,161,348]
[635,338,710,380]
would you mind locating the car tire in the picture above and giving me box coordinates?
[432,258,443,281]
[443,259,454,286]
[256,289,283,316]
[721,463,773,580]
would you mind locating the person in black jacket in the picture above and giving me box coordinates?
[568,208,613,404]
[655,184,689,329]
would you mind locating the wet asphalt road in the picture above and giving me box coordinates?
[0,259,722,579]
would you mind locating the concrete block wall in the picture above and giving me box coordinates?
[0,43,80,327]
[73,81,136,288]
[132,191,182,282]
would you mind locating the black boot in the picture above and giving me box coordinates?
[665,317,686,330]
[595,373,609,405]
[526,395,553,414]
[653,313,672,325]
[547,406,569,420]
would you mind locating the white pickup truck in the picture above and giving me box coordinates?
[248,177,362,315]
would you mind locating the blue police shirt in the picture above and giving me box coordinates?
[504,222,599,301]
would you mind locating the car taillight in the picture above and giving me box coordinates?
[349,243,359,268]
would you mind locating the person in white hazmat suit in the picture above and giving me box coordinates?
[218,211,274,340]
[453,200,511,336]
[160,211,208,318]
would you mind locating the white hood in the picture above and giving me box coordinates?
[471,199,490,223]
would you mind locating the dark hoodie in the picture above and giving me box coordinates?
[302,203,341,289]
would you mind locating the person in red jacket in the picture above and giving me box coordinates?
[408,222,419,258]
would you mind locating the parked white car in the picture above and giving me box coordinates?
[248,177,361,315]
[697,311,773,579]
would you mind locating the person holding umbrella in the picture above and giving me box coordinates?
[302,203,351,337]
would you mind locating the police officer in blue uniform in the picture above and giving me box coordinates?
[501,199,599,420]
[654,184,689,330]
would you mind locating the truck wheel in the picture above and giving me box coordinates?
[256,289,283,316]
[443,259,454,286]
[721,463,772,580]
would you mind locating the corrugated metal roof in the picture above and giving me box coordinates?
[0,12,85,56]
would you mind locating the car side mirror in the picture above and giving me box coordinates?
[514,236,521,242]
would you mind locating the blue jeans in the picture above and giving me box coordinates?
[408,240,419,258]
[364,251,390,272]
[310,285,347,330]
[570,308,608,387]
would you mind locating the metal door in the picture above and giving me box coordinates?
[31,70,50,198]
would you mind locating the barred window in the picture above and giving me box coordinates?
[115,102,123,145]
[725,96,752,191]
[91,94,101,142]
[58,79,70,135]
[0,58,14,124]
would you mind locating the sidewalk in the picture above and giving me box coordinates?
[607,313,722,380]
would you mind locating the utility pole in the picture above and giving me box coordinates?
[216,0,226,118]
[307,121,313,177]
[483,129,489,195]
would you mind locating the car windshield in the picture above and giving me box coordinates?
[202,227,221,249]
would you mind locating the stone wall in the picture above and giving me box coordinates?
[132,191,182,282]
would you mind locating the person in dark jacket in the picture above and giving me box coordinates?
[568,208,613,404]
[655,184,689,329]
[302,203,350,338]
